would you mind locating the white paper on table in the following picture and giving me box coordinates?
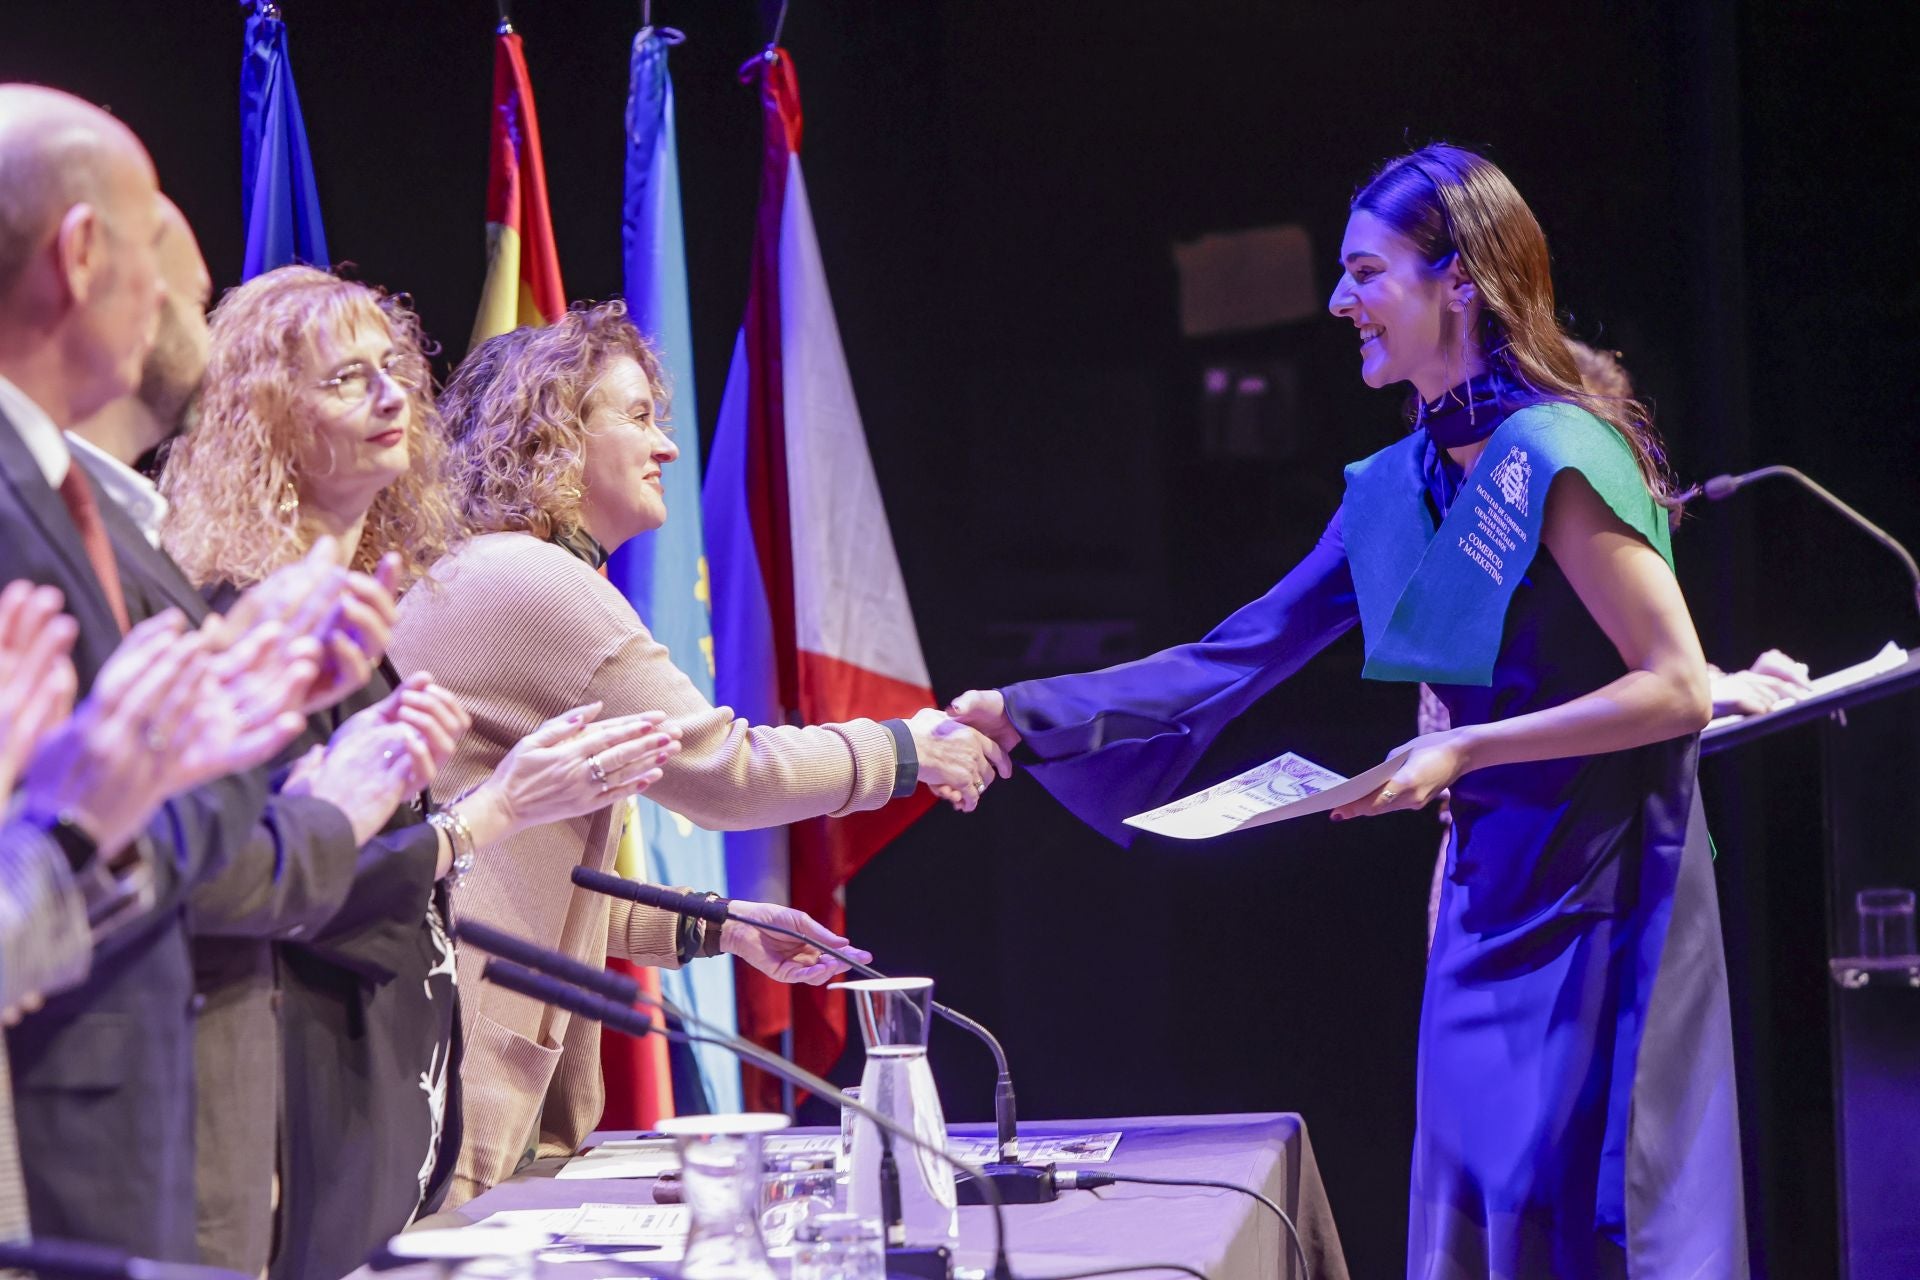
[762,1135,844,1158]
[556,1138,680,1180]
[1124,750,1412,840]
[1705,641,1910,730]
[949,1131,1123,1165]
[472,1207,575,1233]
[566,1202,688,1244]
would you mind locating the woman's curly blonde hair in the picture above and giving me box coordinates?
[440,299,668,540]
[159,265,461,592]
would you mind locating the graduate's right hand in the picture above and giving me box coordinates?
[1709,649,1812,718]
[946,689,1021,754]
[909,707,1009,813]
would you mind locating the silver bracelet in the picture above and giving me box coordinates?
[428,807,477,886]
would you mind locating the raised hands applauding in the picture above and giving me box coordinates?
[219,537,404,717]
[0,580,79,798]
[16,603,316,856]
[446,700,682,852]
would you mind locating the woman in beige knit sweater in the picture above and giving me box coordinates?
[390,302,1004,1205]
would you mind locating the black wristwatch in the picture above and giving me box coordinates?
[29,810,156,932]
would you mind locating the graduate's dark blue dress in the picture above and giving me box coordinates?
[1003,405,1746,1279]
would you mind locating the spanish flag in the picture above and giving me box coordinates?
[472,21,675,1126]
[470,25,565,347]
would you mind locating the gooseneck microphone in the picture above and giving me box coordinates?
[455,918,640,1004]
[459,927,1013,1280]
[477,958,912,1253]
[1679,464,1920,624]
[569,867,1046,1204]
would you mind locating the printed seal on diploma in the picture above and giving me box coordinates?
[1125,748,1414,840]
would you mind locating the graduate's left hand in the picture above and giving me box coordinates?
[1330,729,1473,821]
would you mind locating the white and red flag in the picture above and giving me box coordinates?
[703,48,935,1103]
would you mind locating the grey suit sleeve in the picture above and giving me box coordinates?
[186,793,361,941]
[0,816,93,1007]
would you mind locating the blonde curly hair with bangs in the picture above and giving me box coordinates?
[159,265,461,592]
[440,299,668,541]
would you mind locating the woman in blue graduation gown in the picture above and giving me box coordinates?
[950,146,1746,1279]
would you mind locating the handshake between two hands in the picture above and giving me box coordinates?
[905,690,1021,813]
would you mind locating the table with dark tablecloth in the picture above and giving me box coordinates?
[362,1112,1349,1280]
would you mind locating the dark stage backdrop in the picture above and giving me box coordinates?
[7,3,1914,1277]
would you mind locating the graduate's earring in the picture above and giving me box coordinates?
[276,480,299,517]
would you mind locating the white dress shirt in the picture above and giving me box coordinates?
[65,432,168,548]
[0,373,71,487]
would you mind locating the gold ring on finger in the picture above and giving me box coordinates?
[1378,790,1398,804]
[587,756,609,787]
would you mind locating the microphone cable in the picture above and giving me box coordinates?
[1023,1266,1211,1280]
[1056,1171,1310,1280]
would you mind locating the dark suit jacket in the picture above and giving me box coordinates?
[80,449,469,1275]
[71,452,372,1271]
[0,408,267,1261]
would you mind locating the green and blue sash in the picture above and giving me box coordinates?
[1343,401,1671,686]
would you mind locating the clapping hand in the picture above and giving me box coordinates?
[451,702,682,850]
[21,612,221,853]
[908,707,1011,813]
[289,671,465,846]
[222,538,402,715]
[179,613,321,782]
[1709,649,1813,718]
[720,900,873,985]
[0,580,79,796]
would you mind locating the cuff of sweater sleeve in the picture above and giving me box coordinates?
[613,899,684,969]
[824,719,900,816]
[882,719,918,797]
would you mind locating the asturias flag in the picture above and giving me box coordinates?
[705,49,937,1103]
[239,0,327,280]
[471,23,565,347]
[602,24,743,1123]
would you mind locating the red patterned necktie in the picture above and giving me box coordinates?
[56,466,130,634]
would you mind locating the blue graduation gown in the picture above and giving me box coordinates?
[1003,426,1746,1279]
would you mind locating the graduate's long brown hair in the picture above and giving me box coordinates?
[1354,145,1677,506]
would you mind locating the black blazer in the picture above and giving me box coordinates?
[0,408,266,1261]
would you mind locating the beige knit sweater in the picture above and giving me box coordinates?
[388,532,900,1205]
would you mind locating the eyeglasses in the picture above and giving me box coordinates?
[314,356,422,406]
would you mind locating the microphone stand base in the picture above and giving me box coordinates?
[954,1162,1059,1204]
[886,1243,953,1279]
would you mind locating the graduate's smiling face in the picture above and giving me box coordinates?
[1328,209,1473,399]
